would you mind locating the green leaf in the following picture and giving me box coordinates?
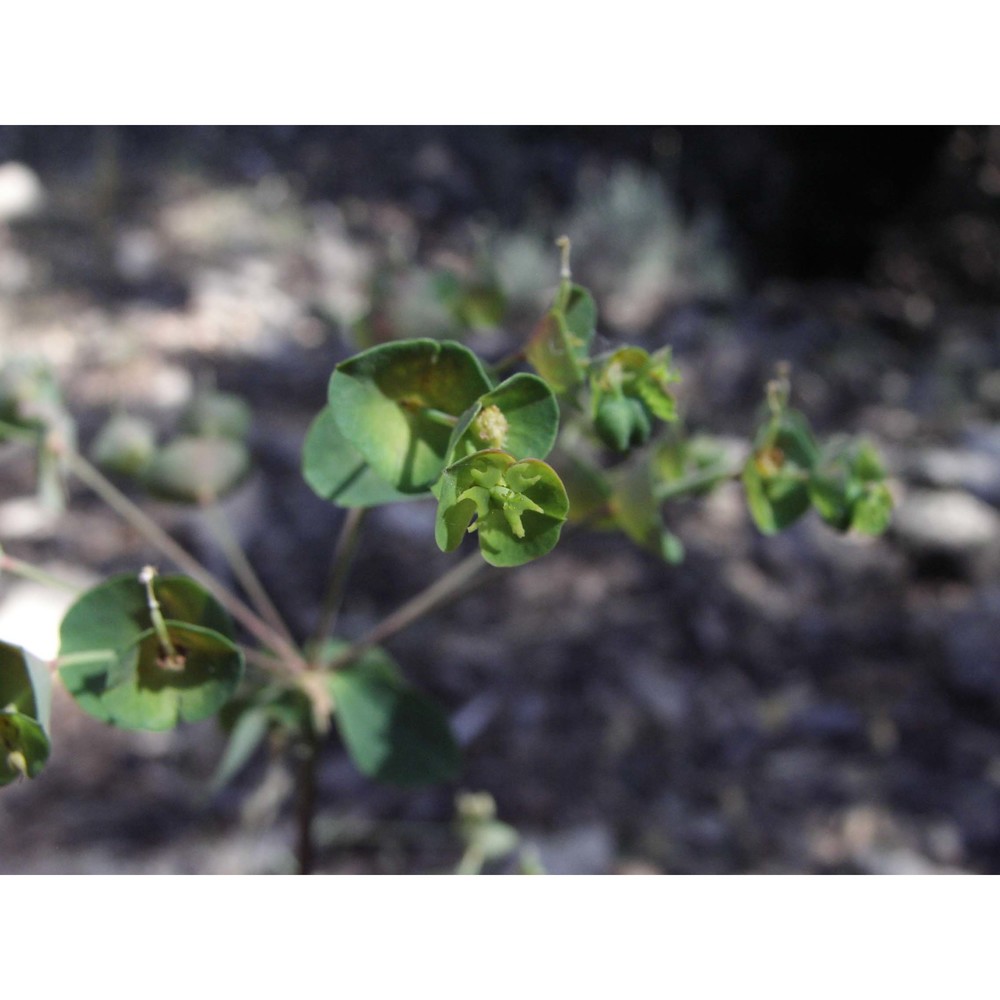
[525,283,596,393]
[327,648,460,786]
[302,406,422,508]
[60,622,244,731]
[611,458,684,564]
[742,409,818,535]
[209,705,270,792]
[143,436,251,503]
[435,450,569,567]
[91,413,157,477]
[808,437,893,535]
[0,640,52,732]
[553,451,614,526]
[0,359,65,434]
[851,482,893,535]
[328,339,492,493]
[589,346,680,452]
[179,391,252,441]
[0,710,50,786]
[58,573,243,731]
[445,373,559,465]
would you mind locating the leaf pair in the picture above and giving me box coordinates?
[92,391,253,504]
[304,338,569,567]
[58,574,244,731]
[590,346,680,452]
[743,406,893,536]
[215,643,460,790]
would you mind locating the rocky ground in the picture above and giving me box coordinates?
[1,127,999,874]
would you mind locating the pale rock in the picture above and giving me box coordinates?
[0,162,45,221]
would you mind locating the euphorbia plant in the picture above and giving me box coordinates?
[0,238,894,872]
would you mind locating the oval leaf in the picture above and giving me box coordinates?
[327,648,460,786]
[302,406,420,508]
[91,413,157,477]
[0,709,50,786]
[60,622,244,731]
[525,283,596,394]
[59,573,242,730]
[328,339,492,493]
[179,391,252,440]
[446,373,559,466]
[0,640,52,732]
[144,436,250,503]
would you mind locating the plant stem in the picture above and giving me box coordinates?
[654,465,743,503]
[309,507,366,656]
[62,448,309,674]
[200,501,297,651]
[0,547,81,593]
[294,739,319,875]
[324,550,487,672]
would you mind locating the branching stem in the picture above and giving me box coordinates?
[309,507,366,658]
[62,448,309,674]
[323,550,487,672]
[200,501,296,651]
[0,546,81,593]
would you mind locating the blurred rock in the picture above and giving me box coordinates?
[910,446,1000,506]
[893,488,1000,578]
[0,161,44,221]
[523,822,616,875]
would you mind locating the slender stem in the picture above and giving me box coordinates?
[309,507,366,656]
[62,448,308,674]
[324,550,487,672]
[421,407,460,429]
[138,565,181,664]
[0,420,39,444]
[0,547,81,593]
[654,466,743,503]
[489,348,526,379]
[200,501,296,650]
[294,739,319,875]
[556,234,572,281]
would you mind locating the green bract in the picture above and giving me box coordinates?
[325,644,460,786]
[611,457,684,565]
[0,641,52,785]
[445,373,559,465]
[91,413,157,477]
[0,710,49,784]
[302,405,421,508]
[143,435,251,503]
[58,573,244,730]
[743,409,819,535]
[435,450,569,567]
[179,390,252,441]
[590,346,680,452]
[809,438,893,535]
[328,339,492,493]
[525,281,597,393]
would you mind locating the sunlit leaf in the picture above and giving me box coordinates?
[445,373,559,465]
[435,450,569,567]
[329,339,492,493]
[59,573,242,731]
[302,406,421,508]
